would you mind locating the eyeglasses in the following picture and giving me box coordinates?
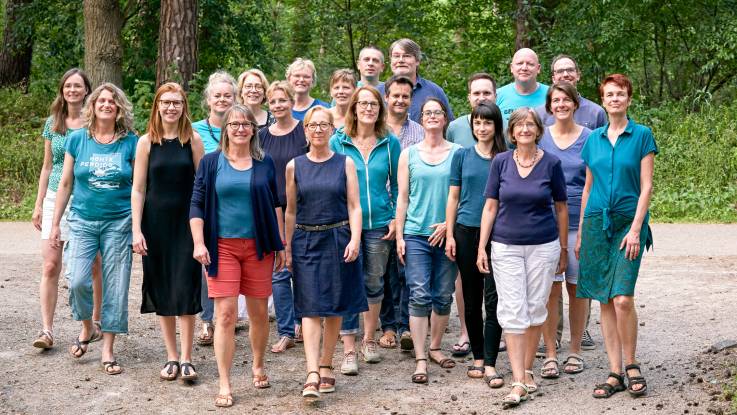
[357,101,380,109]
[159,100,183,109]
[242,84,263,91]
[227,122,255,131]
[305,122,333,132]
[553,67,578,75]
[422,110,445,118]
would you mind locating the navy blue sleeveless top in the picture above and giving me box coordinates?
[294,153,348,225]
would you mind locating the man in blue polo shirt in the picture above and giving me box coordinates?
[447,73,497,148]
[496,48,548,128]
[378,38,454,123]
[535,54,606,130]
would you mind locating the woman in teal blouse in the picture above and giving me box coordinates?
[576,74,657,399]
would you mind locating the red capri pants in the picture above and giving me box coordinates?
[207,238,274,298]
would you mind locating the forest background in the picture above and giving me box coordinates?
[0,0,735,222]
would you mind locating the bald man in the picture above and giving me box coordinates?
[496,48,549,128]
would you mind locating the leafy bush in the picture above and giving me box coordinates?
[1,87,735,222]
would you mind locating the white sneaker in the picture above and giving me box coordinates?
[341,351,359,375]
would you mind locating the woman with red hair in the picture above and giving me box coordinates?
[576,74,657,399]
[132,82,205,381]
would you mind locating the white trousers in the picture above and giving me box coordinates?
[491,239,560,334]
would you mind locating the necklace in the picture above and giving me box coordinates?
[94,132,116,144]
[475,145,492,159]
[514,148,538,168]
[354,137,376,151]
[205,118,219,143]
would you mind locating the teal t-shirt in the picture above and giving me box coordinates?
[405,143,461,236]
[64,128,138,220]
[449,146,492,227]
[496,82,549,128]
[582,119,658,219]
[192,119,222,154]
[42,117,81,192]
[216,153,255,238]
[446,115,476,149]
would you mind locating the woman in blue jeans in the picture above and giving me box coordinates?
[50,83,138,376]
[329,86,400,375]
[396,98,460,384]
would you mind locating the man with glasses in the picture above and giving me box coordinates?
[535,54,606,130]
[378,38,454,124]
[447,73,497,148]
[496,48,548,128]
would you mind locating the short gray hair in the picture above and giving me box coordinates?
[202,70,237,111]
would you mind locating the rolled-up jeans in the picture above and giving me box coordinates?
[66,211,132,333]
[340,228,392,336]
[404,234,457,317]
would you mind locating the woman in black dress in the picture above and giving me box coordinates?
[132,82,205,381]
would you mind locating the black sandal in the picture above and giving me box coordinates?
[467,365,484,378]
[625,364,648,397]
[160,360,180,380]
[412,358,428,384]
[428,348,456,368]
[592,372,626,398]
[180,362,198,381]
[69,336,92,359]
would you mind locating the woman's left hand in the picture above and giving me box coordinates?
[274,250,286,271]
[344,239,360,262]
[556,249,568,275]
[619,229,641,261]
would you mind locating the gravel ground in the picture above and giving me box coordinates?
[0,222,735,414]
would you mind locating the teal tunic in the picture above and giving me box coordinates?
[577,118,658,303]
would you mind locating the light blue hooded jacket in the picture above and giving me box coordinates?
[329,127,401,230]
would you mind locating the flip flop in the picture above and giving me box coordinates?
[69,335,92,359]
[159,360,180,380]
[379,331,397,349]
[451,341,471,357]
[101,360,123,375]
[429,348,456,368]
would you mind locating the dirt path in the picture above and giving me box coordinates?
[1,223,735,414]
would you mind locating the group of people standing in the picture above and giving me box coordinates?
[31,38,657,409]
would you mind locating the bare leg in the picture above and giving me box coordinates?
[100,332,116,363]
[505,332,526,383]
[179,315,195,363]
[362,303,381,342]
[213,297,238,397]
[246,296,269,386]
[409,315,429,375]
[302,316,322,389]
[91,254,102,322]
[159,316,179,365]
[342,333,356,353]
[428,312,450,351]
[39,240,63,332]
[566,283,587,357]
[543,282,562,359]
[593,301,623,396]
[320,317,342,378]
[613,295,642,391]
[453,274,469,350]
[523,325,543,387]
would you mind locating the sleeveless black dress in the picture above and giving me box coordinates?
[140,138,202,316]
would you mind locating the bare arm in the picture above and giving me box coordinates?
[476,198,498,274]
[191,132,205,171]
[444,186,461,261]
[620,153,655,260]
[49,153,75,248]
[344,157,362,262]
[32,140,54,231]
[131,135,151,255]
[394,150,410,265]
[284,160,297,272]
[554,200,569,274]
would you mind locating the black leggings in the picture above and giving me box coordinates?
[454,224,502,366]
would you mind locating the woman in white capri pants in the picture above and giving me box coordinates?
[476,107,569,409]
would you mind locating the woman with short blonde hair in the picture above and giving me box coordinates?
[286,58,329,121]
[237,68,274,129]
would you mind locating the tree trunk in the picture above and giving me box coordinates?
[83,0,124,88]
[514,0,530,50]
[0,0,34,90]
[156,0,198,90]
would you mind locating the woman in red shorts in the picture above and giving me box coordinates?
[190,104,285,408]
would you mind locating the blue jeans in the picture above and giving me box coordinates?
[272,267,297,337]
[66,211,132,333]
[404,235,457,317]
[340,228,392,335]
[200,270,214,322]
[379,246,409,334]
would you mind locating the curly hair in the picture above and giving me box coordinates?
[83,83,135,139]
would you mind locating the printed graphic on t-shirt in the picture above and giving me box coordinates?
[82,153,123,190]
